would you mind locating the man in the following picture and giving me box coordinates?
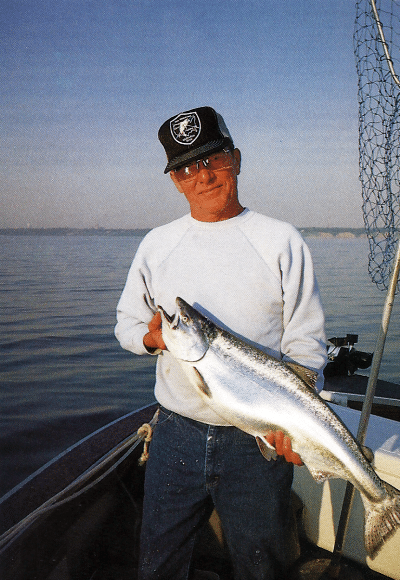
[115,106,327,580]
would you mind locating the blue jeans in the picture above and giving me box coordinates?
[138,407,294,580]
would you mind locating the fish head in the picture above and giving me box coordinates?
[158,297,212,362]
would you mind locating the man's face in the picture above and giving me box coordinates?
[170,148,243,222]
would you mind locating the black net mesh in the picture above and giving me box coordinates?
[354,0,400,291]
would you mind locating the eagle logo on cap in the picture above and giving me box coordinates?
[170,112,201,145]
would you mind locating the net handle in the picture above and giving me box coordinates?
[327,238,400,576]
[370,0,400,88]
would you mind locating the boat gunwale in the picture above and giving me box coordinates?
[0,402,158,535]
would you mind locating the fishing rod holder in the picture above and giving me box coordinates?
[324,334,373,377]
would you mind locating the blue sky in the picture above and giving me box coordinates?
[2,0,363,228]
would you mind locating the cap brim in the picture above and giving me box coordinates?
[164,138,230,173]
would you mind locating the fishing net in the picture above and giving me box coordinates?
[354,0,400,291]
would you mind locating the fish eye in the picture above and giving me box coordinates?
[181,315,189,323]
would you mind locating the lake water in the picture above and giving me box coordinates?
[0,233,399,497]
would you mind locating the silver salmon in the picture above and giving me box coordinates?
[158,297,400,558]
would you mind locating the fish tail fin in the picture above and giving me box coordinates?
[362,481,400,559]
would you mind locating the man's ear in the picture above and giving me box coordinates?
[170,171,184,193]
[233,148,241,176]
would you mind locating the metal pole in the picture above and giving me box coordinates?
[325,237,400,578]
[370,0,400,89]
[357,238,400,444]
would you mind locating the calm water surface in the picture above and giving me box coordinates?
[0,234,399,496]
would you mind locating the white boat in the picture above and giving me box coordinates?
[297,374,400,579]
[1,375,399,580]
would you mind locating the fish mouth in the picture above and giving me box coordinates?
[157,305,174,324]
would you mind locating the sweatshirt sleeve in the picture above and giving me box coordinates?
[279,230,327,390]
[114,240,157,356]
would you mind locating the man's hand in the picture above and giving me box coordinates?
[143,311,167,352]
[265,430,303,466]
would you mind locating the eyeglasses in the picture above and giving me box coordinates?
[172,148,234,182]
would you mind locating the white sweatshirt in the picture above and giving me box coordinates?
[115,209,327,425]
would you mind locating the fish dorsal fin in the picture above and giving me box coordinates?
[256,436,277,462]
[286,362,318,391]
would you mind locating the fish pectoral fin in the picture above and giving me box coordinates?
[286,362,318,391]
[193,367,212,398]
[256,436,278,461]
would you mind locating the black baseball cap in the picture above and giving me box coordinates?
[158,106,234,173]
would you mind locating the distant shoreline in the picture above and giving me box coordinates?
[0,228,152,237]
[0,227,369,238]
